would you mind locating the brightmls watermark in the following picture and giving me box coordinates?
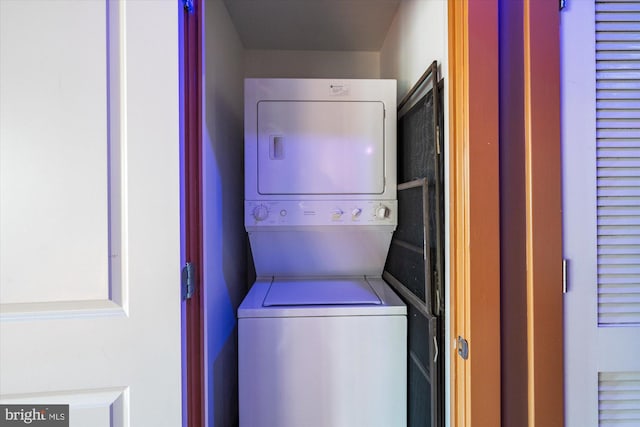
[0,405,68,426]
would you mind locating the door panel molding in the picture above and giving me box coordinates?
[107,0,127,313]
[2,387,128,427]
[0,0,129,315]
[0,300,125,322]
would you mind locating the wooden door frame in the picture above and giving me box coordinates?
[183,1,204,426]
[448,1,563,426]
[448,0,501,426]
[523,0,563,425]
[183,0,564,424]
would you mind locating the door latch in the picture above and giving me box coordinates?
[457,336,469,360]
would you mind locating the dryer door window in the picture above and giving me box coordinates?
[257,101,385,195]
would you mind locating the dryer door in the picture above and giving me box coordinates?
[257,101,385,195]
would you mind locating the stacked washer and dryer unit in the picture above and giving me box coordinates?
[238,78,407,427]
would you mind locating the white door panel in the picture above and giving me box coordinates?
[0,1,182,426]
[563,1,640,426]
[0,0,109,305]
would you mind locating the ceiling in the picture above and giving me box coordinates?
[221,0,401,51]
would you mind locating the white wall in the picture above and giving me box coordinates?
[202,1,246,426]
[380,0,447,102]
[245,49,380,78]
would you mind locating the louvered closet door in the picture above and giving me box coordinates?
[563,1,640,426]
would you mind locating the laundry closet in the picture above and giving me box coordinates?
[200,1,448,426]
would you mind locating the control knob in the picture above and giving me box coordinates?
[376,206,389,219]
[252,204,269,221]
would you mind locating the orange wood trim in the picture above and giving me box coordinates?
[499,0,529,424]
[449,0,501,425]
[523,0,564,426]
[448,1,468,425]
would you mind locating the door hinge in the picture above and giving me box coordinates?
[457,336,469,360]
[436,125,441,155]
[182,262,195,300]
[183,0,195,13]
[562,258,568,294]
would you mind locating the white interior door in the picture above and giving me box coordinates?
[0,1,182,426]
[562,1,640,426]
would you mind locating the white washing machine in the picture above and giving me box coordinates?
[238,79,406,427]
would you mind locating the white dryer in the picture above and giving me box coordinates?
[238,79,406,427]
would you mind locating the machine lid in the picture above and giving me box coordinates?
[263,278,382,306]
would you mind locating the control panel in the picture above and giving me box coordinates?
[245,200,398,227]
